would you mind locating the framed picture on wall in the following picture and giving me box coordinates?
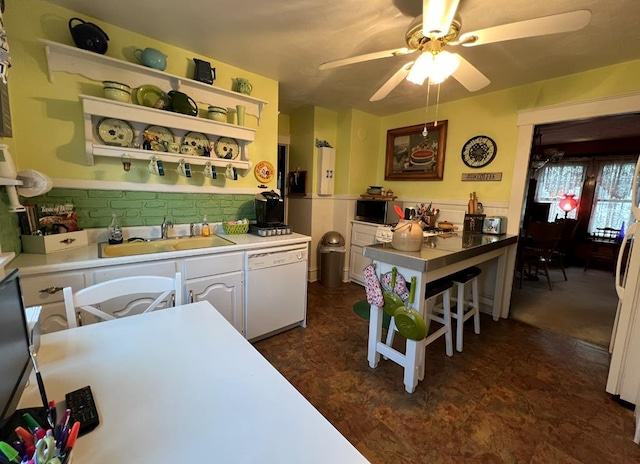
[384,120,447,181]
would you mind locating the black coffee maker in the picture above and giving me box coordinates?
[255,191,284,227]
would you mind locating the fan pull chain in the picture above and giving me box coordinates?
[434,82,442,128]
[422,83,431,138]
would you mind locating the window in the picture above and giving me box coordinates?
[588,160,635,234]
[535,162,587,221]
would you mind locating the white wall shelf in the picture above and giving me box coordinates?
[42,39,268,124]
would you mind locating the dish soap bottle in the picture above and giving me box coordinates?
[201,215,210,237]
[108,213,123,244]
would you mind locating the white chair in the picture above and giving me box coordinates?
[63,272,184,329]
[450,266,481,352]
[385,276,454,379]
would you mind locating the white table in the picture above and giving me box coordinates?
[19,301,368,463]
[363,233,518,393]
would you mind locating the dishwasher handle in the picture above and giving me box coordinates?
[246,244,308,258]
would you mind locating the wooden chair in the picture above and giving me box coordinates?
[518,221,565,290]
[550,218,578,281]
[63,272,184,328]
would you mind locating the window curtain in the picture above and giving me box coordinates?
[535,162,587,221]
[588,160,635,234]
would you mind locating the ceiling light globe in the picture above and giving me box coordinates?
[406,52,435,85]
[429,51,460,84]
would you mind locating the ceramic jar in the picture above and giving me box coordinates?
[207,106,227,122]
[134,47,167,71]
[392,220,424,252]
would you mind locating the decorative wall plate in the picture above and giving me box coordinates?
[254,161,274,183]
[135,84,167,108]
[181,131,209,156]
[142,125,173,152]
[461,135,497,168]
[214,137,239,160]
[96,118,134,147]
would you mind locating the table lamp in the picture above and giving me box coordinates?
[559,194,579,218]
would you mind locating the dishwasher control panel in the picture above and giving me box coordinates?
[246,246,308,270]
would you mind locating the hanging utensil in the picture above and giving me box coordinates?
[394,276,427,341]
[382,267,404,316]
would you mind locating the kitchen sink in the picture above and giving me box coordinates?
[99,235,235,258]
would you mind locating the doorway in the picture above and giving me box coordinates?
[277,144,288,222]
[507,96,640,347]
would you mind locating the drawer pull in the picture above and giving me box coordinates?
[189,290,194,303]
[60,238,76,245]
[39,286,64,294]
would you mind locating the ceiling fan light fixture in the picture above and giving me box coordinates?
[423,0,461,38]
[406,50,460,85]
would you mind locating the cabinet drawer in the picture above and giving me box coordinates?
[351,223,378,246]
[92,261,177,283]
[21,272,86,306]
[183,252,243,280]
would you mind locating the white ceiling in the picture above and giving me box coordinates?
[43,0,640,117]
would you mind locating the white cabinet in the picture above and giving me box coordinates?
[317,147,335,195]
[349,222,378,285]
[182,252,245,334]
[20,271,86,333]
[41,39,268,174]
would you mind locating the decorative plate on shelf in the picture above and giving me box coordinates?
[143,125,173,152]
[254,161,274,183]
[96,118,134,147]
[214,137,239,160]
[181,131,210,156]
[135,84,168,109]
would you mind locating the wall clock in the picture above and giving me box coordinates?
[461,135,497,168]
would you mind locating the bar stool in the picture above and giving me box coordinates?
[450,266,481,352]
[386,276,454,363]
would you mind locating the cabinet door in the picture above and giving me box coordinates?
[351,222,378,246]
[317,147,335,196]
[186,272,244,335]
[20,271,87,333]
[349,244,372,285]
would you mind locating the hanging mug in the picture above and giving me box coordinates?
[231,78,252,95]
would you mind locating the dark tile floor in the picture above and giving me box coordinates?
[254,282,640,464]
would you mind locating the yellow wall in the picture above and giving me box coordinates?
[3,0,279,188]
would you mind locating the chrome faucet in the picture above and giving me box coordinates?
[161,216,173,239]
[189,223,195,237]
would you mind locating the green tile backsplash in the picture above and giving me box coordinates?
[0,188,256,255]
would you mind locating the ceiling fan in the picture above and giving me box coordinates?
[319,0,591,102]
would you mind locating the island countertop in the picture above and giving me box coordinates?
[363,232,518,274]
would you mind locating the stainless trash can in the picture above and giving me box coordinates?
[319,231,346,288]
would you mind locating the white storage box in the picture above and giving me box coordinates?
[22,230,88,254]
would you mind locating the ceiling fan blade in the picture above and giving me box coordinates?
[370,62,413,102]
[319,48,413,71]
[450,53,490,92]
[458,10,591,47]
[422,0,461,38]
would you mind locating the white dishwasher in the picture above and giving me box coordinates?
[245,244,308,341]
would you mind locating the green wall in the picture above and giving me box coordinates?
[27,189,255,229]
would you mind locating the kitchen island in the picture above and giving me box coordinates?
[363,232,518,393]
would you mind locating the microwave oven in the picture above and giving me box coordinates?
[355,199,402,225]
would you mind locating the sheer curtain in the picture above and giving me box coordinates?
[535,162,587,221]
[589,160,635,234]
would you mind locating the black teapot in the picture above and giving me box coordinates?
[68,18,109,54]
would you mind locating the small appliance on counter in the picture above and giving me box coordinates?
[482,216,508,235]
[255,190,284,227]
[463,213,486,233]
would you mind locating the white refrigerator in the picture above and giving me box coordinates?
[607,156,640,442]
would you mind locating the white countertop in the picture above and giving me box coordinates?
[10,233,311,275]
[18,302,369,463]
